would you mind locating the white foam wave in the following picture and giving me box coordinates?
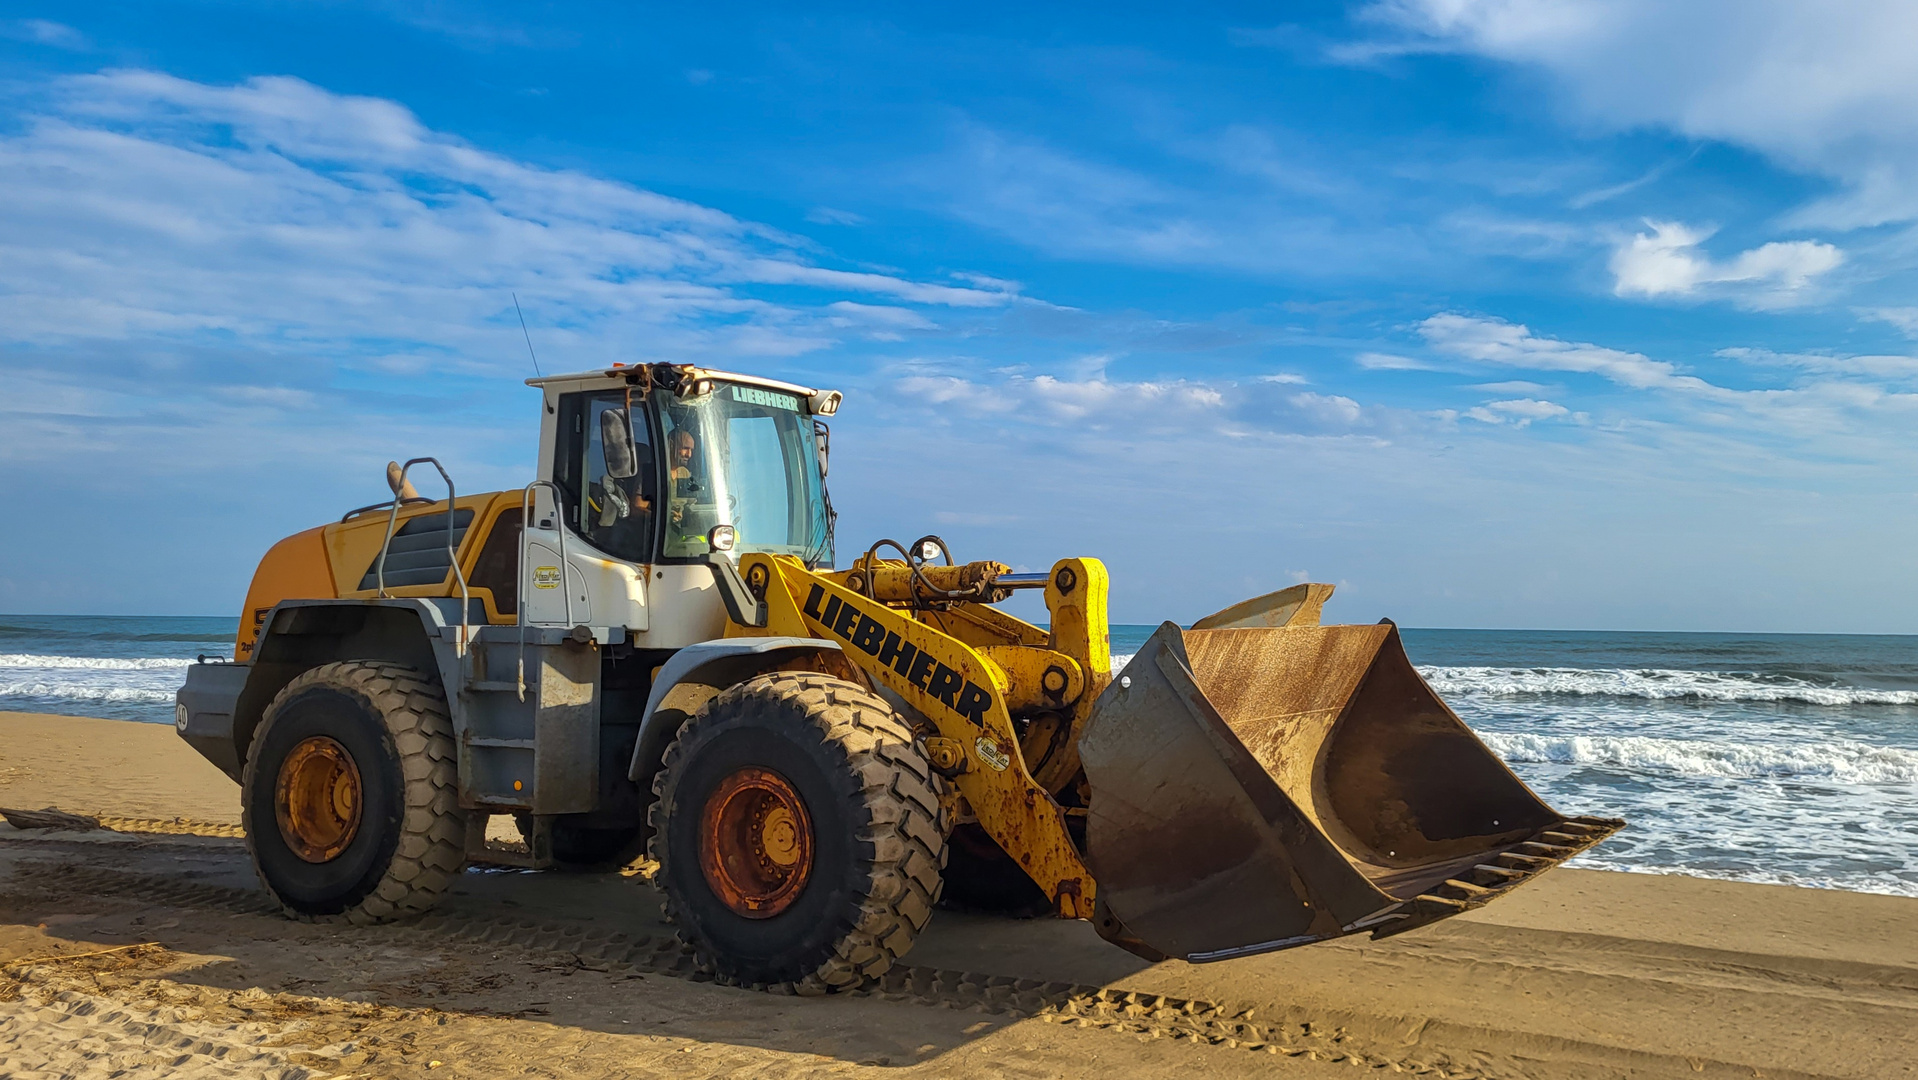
[1422,665,1918,706]
[0,653,194,670]
[1570,860,1918,899]
[1482,731,1918,784]
[0,681,178,704]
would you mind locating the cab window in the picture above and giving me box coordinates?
[556,390,657,563]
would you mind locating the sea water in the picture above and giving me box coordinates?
[0,615,236,723]
[3,614,1914,897]
[1111,625,1918,898]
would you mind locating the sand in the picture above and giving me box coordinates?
[0,713,241,825]
[3,709,1915,1079]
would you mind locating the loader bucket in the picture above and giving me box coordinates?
[1078,621,1622,963]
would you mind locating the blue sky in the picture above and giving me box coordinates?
[4,1,1917,631]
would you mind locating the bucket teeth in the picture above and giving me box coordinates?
[1515,841,1577,857]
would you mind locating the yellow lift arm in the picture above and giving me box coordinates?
[735,552,1107,918]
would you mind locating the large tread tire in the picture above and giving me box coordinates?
[649,672,945,994]
[241,661,465,924]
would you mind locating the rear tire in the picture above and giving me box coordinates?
[649,672,945,992]
[242,661,465,923]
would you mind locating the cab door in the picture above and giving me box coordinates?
[520,484,590,626]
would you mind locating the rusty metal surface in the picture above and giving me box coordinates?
[698,766,814,919]
[1190,582,1335,630]
[1080,620,1621,962]
[273,734,363,864]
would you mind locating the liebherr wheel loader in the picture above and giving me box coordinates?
[176,362,1621,990]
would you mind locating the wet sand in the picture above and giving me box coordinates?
[2,710,1914,1079]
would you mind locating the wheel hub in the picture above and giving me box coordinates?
[698,767,814,918]
[274,735,363,863]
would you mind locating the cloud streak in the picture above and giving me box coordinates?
[1357,0,1918,228]
[1609,221,1842,305]
[0,70,1013,374]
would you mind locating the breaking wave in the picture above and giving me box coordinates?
[0,681,178,705]
[1480,731,1918,785]
[1115,656,1918,708]
[1422,665,1918,706]
[0,654,194,670]
[1568,860,1918,899]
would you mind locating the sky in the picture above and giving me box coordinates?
[3,1,1917,631]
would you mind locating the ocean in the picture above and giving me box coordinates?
[1113,625,1918,898]
[3,615,1914,898]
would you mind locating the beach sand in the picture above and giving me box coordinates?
[2,710,1913,1079]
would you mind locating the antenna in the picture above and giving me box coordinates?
[512,292,542,378]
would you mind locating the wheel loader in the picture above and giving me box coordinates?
[175,361,1621,991]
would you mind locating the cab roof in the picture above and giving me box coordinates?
[525,364,839,414]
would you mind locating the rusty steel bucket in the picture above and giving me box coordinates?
[1078,620,1622,963]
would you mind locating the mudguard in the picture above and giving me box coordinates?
[626,636,845,785]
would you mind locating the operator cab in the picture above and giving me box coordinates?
[524,364,839,646]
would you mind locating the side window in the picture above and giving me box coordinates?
[560,392,657,563]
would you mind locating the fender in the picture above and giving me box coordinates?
[626,636,848,786]
[177,597,479,781]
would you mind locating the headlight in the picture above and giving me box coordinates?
[708,525,738,552]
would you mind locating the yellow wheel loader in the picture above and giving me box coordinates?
[176,362,1621,989]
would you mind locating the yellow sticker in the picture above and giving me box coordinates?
[974,736,1010,772]
[533,565,562,590]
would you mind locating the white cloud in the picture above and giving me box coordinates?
[1471,380,1553,394]
[824,301,936,340]
[1463,398,1571,426]
[895,371,1225,425]
[1859,307,1918,338]
[1720,347,1918,381]
[1358,0,1918,227]
[805,206,866,226]
[0,70,1015,374]
[1609,221,1841,304]
[886,365,1406,439]
[1419,312,1713,392]
[2,19,85,48]
[1419,312,1918,445]
[1356,351,1441,371]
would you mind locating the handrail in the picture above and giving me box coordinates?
[342,495,435,523]
[377,458,471,659]
[517,480,573,701]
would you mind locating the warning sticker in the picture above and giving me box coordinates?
[974,736,1010,772]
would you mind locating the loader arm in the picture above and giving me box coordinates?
[730,550,1623,962]
[736,552,1101,917]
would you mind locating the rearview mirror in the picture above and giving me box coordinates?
[813,420,830,479]
[600,407,638,479]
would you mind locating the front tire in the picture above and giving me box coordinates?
[649,673,945,992]
[242,661,465,923]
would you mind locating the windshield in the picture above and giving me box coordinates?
[656,381,833,566]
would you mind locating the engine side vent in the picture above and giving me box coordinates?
[358,509,476,590]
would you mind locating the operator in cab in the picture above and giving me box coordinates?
[664,426,717,550]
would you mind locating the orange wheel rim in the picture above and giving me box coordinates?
[698,767,814,918]
[274,735,363,863]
